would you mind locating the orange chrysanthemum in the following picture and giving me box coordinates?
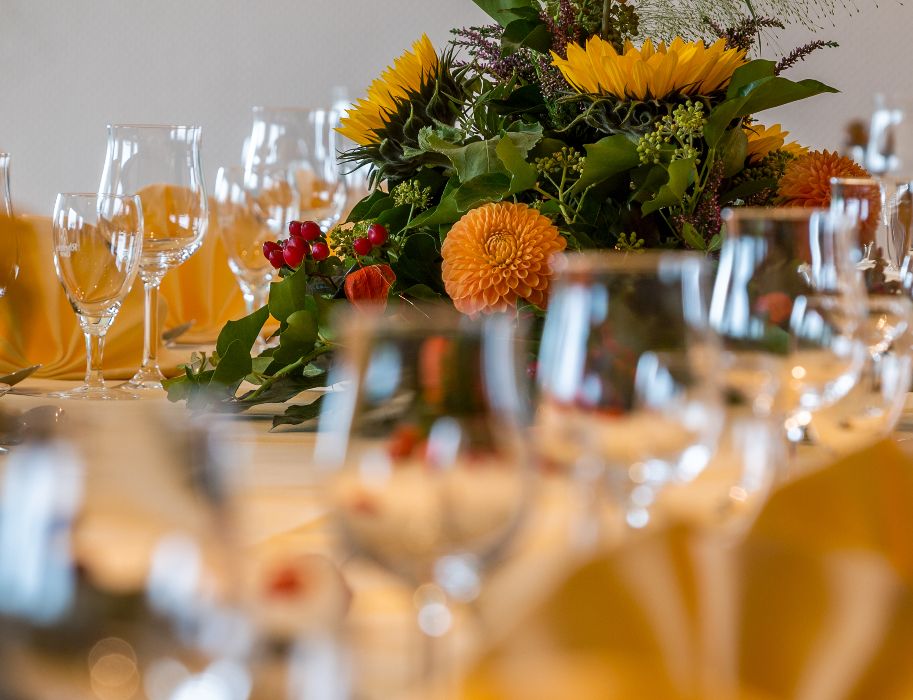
[778,150,870,208]
[744,123,808,164]
[442,202,566,315]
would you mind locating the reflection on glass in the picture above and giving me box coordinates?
[537,251,723,541]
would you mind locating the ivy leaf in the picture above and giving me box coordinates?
[641,158,697,215]
[574,136,640,193]
[215,304,270,358]
[273,308,319,366]
[211,338,253,388]
[346,189,394,223]
[268,265,311,323]
[271,394,329,430]
[237,371,330,407]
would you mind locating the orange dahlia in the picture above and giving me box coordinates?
[442,202,566,315]
[777,150,870,208]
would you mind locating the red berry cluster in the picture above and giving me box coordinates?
[263,220,331,269]
[353,223,389,257]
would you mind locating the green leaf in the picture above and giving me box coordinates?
[454,172,511,210]
[720,177,778,205]
[400,284,442,300]
[272,395,329,430]
[737,77,838,115]
[392,233,444,293]
[237,371,330,406]
[680,222,706,251]
[471,0,536,25]
[707,234,723,252]
[726,60,776,98]
[211,338,253,387]
[574,136,640,193]
[215,304,270,358]
[268,265,311,323]
[273,309,319,366]
[641,159,696,215]
[346,189,393,223]
[704,98,748,148]
[501,18,552,53]
[496,130,540,194]
[719,128,749,178]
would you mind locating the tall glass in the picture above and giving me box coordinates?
[243,107,347,229]
[213,166,277,317]
[99,125,208,390]
[710,208,867,452]
[536,252,723,543]
[0,153,11,217]
[0,153,18,403]
[51,194,144,399]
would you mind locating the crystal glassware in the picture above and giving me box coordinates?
[0,153,17,404]
[213,165,277,317]
[0,153,11,217]
[99,124,208,390]
[51,193,144,399]
[536,251,723,542]
[316,306,530,690]
[243,107,347,230]
[710,207,867,452]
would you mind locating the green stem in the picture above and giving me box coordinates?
[239,345,333,403]
[602,0,611,39]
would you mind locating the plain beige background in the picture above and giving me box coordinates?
[0,0,906,213]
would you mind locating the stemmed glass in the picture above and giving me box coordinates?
[213,165,279,317]
[710,208,867,455]
[536,251,723,543]
[0,153,18,403]
[316,306,530,691]
[244,107,348,229]
[51,193,144,399]
[0,153,11,217]
[827,178,913,435]
[99,124,208,390]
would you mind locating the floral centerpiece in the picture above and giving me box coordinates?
[168,0,865,424]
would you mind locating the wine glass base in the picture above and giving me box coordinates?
[122,367,167,391]
[50,385,139,401]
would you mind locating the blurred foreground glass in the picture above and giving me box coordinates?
[1,152,11,217]
[244,107,347,230]
[0,404,253,700]
[710,208,866,451]
[100,124,208,390]
[0,153,18,403]
[214,166,276,319]
[316,307,530,689]
[51,194,144,399]
[537,251,723,542]
[866,94,913,178]
[829,178,913,435]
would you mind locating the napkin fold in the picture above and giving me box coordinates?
[0,210,245,379]
[462,438,913,699]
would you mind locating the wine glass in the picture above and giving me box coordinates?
[826,178,913,435]
[213,165,278,318]
[866,94,913,178]
[243,107,347,229]
[0,152,11,217]
[315,306,530,691]
[710,208,867,454]
[536,251,723,543]
[99,124,209,390]
[51,193,144,400]
[0,153,18,405]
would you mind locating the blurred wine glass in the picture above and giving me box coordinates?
[316,306,530,692]
[213,166,277,320]
[99,124,209,390]
[710,208,867,456]
[826,178,913,436]
[51,193,144,400]
[0,153,19,403]
[1,152,12,217]
[243,107,347,230]
[536,251,723,543]
[866,94,913,178]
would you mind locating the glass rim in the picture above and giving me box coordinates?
[830,176,881,187]
[721,206,821,223]
[553,249,707,275]
[56,192,141,200]
[106,123,202,131]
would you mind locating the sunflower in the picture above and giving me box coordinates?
[744,123,808,164]
[337,35,437,147]
[442,202,566,315]
[552,36,746,101]
[778,150,870,208]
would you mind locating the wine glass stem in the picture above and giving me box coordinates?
[84,331,107,389]
[140,269,166,372]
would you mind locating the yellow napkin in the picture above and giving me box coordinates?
[462,439,913,699]
[0,208,244,380]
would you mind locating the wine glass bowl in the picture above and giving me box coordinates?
[51,193,144,400]
[99,124,209,390]
[244,107,347,229]
[536,251,723,532]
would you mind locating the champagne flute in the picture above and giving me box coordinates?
[536,251,723,543]
[51,193,144,400]
[710,208,867,455]
[316,306,530,692]
[99,124,208,390]
[213,165,278,317]
[244,107,347,229]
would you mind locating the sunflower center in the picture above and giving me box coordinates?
[485,230,519,266]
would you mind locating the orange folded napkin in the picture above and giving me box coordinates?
[461,438,913,699]
[0,210,245,380]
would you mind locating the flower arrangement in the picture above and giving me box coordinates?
[168,0,857,423]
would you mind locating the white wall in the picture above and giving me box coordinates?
[0,0,907,214]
